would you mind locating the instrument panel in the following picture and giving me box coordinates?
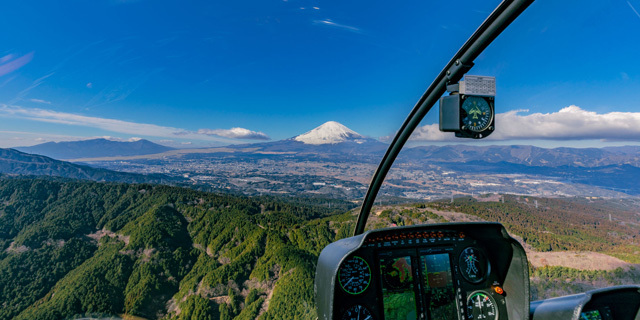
[316,222,530,320]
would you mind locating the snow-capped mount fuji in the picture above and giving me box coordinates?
[293,121,369,145]
[226,121,387,158]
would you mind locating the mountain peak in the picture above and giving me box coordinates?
[294,121,364,145]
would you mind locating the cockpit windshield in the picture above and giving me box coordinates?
[0,1,639,320]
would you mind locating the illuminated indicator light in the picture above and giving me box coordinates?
[494,286,504,295]
[437,231,444,238]
[459,232,466,238]
[430,232,436,238]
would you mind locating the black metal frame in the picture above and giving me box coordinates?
[354,0,535,236]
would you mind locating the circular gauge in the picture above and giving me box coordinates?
[458,247,488,284]
[338,256,371,295]
[461,96,493,132]
[342,304,373,320]
[466,291,498,320]
[381,256,413,290]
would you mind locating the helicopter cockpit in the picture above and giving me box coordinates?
[316,223,530,320]
[314,0,640,319]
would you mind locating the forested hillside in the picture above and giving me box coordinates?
[1,178,638,319]
[0,177,354,320]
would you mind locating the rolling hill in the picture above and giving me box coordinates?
[0,148,179,184]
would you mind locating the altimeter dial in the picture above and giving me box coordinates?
[342,304,374,320]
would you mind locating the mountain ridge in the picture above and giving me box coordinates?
[15,138,174,160]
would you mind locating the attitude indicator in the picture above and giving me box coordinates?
[458,247,488,284]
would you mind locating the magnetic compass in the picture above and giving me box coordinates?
[461,96,493,133]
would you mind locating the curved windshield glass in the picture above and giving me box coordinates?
[0,1,638,319]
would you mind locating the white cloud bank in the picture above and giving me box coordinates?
[197,127,269,140]
[0,104,270,142]
[410,106,640,142]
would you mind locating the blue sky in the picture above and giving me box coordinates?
[1,0,640,148]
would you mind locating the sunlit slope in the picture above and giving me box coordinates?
[0,178,353,320]
[429,196,640,257]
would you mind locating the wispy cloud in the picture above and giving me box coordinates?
[83,70,160,109]
[197,127,270,140]
[29,98,52,104]
[408,106,640,142]
[0,52,34,77]
[313,19,361,33]
[9,73,55,105]
[628,1,640,19]
[0,105,270,142]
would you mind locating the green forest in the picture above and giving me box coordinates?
[0,177,638,319]
[0,177,354,320]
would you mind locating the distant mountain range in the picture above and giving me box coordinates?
[401,145,640,168]
[17,122,640,169]
[5,121,640,196]
[15,138,174,160]
[0,148,180,184]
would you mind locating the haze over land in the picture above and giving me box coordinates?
[9,121,635,201]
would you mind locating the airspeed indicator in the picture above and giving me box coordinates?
[338,256,371,295]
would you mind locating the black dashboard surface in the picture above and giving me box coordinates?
[315,222,530,320]
[530,285,640,320]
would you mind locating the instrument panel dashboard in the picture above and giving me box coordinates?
[315,222,530,320]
